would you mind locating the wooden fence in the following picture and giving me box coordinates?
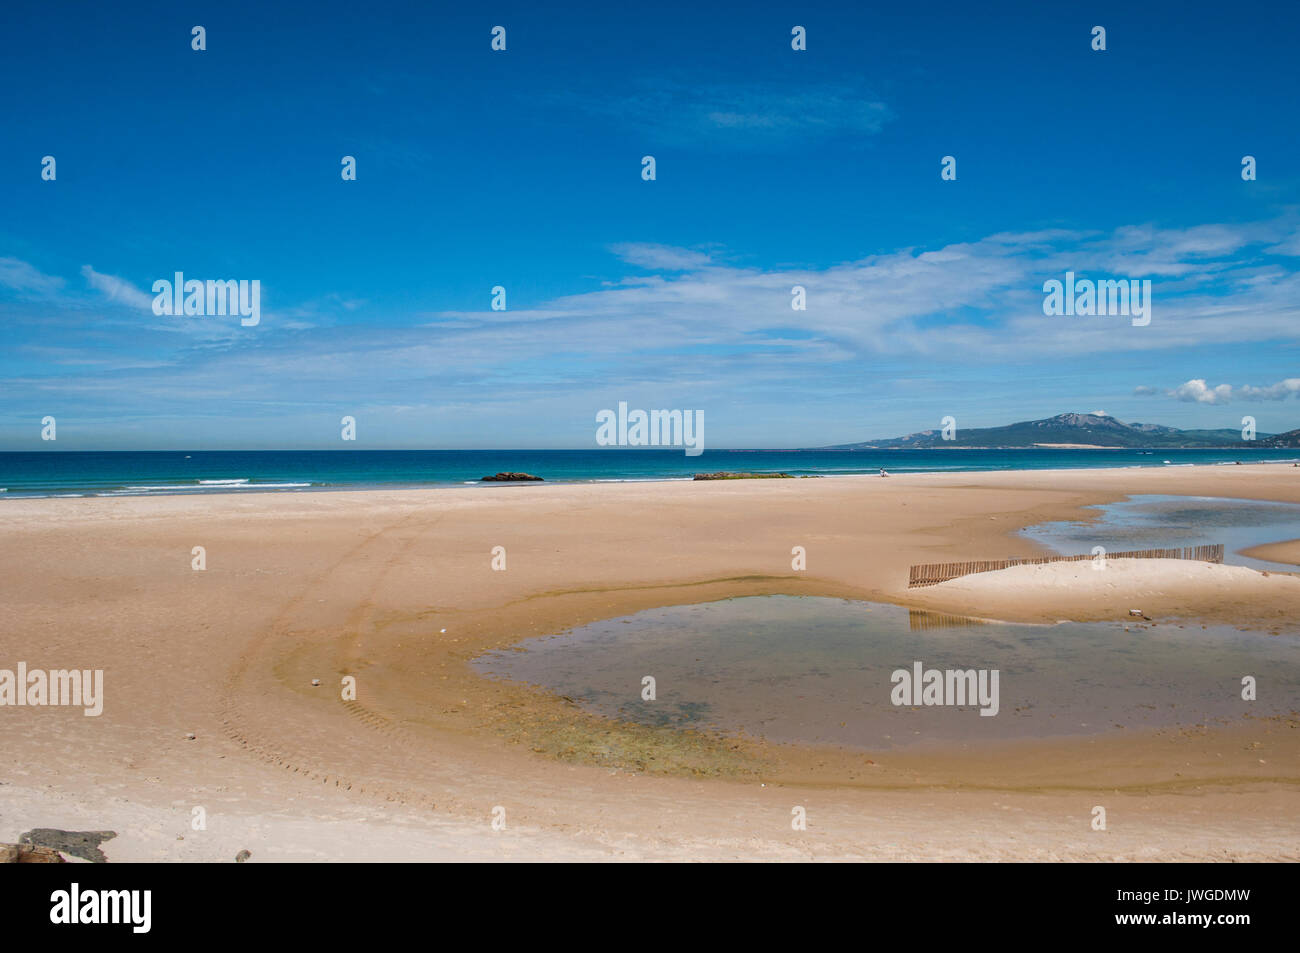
[907,543,1224,589]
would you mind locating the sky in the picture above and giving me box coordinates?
[2,0,1299,450]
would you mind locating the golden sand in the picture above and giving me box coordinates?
[2,463,1297,860]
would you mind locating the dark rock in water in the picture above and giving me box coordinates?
[1,843,67,863]
[20,828,116,864]
[480,472,543,482]
[693,472,794,481]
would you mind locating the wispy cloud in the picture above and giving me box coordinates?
[541,77,893,147]
[609,243,715,270]
[1240,379,1300,400]
[429,214,1300,362]
[81,265,153,310]
[6,213,1300,444]
[0,257,65,296]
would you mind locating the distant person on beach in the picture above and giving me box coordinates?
[880,468,889,477]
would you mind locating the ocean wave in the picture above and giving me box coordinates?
[590,477,692,483]
[231,482,312,489]
[108,482,313,495]
[122,485,220,492]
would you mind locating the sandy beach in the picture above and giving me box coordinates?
[3,463,1298,862]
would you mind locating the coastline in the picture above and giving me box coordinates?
[3,447,1299,500]
[3,463,1298,861]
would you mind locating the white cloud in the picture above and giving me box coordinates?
[81,265,153,310]
[1159,377,1300,404]
[1239,378,1300,401]
[609,243,714,271]
[0,257,64,295]
[1170,379,1234,404]
[427,215,1300,364]
[10,214,1300,435]
[1265,234,1300,257]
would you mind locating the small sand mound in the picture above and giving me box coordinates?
[912,558,1300,626]
[942,558,1263,593]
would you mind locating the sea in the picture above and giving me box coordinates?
[1,447,1297,499]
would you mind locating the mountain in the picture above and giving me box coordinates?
[822,413,1277,449]
[1260,428,1300,448]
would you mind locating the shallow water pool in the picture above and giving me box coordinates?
[473,595,1299,751]
[1021,494,1300,572]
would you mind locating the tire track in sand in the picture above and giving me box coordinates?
[217,509,450,810]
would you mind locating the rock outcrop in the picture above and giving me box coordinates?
[20,828,116,863]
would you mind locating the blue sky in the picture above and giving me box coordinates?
[2,0,1298,449]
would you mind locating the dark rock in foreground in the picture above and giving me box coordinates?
[693,472,795,480]
[20,828,117,863]
[481,472,544,482]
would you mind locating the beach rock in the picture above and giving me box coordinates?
[692,472,794,481]
[480,472,543,482]
[235,849,252,863]
[1,843,67,863]
[19,828,116,864]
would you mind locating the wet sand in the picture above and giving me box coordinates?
[2,463,1298,861]
[1242,539,1300,566]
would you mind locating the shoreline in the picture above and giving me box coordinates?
[4,452,1300,501]
[4,464,1299,860]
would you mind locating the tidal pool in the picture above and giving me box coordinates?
[1021,494,1300,571]
[473,596,1299,751]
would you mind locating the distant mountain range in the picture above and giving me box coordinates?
[821,413,1300,449]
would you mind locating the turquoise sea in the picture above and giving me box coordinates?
[1,447,1298,498]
